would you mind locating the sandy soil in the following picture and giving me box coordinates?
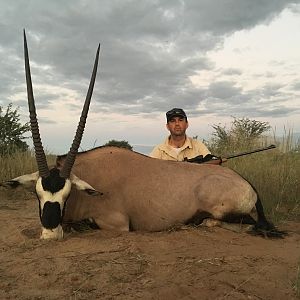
[0,190,299,300]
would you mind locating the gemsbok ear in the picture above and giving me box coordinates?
[1,171,39,189]
[70,174,102,196]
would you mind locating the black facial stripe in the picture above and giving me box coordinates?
[42,168,66,193]
[41,201,62,229]
[6,180,21,189]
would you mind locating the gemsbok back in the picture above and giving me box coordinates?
[1,31,286,240]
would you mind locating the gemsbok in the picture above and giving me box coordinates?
[1,31,286,240]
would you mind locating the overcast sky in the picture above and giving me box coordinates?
[1,0,300,154]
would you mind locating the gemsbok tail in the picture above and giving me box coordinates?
[250,197,288,238]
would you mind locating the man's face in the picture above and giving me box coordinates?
[166,117,189,137]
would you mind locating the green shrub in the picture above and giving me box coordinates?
[103,139,133,150]
[0,103,30,155]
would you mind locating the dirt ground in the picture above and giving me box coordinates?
[0,190,299,300]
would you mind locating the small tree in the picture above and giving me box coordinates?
[0,103,30,155]
[231,117,270,141]
[210,117,271,154]
[103,139,133,150]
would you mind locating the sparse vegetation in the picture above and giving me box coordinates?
[0,102,52,180]
[0,149,56,182]
[225,150,300,222]
[209,117,271,154]
[206,117,300,222]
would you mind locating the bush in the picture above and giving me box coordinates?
[209,117,271,155]
[0,103,30,155]
[103,139,133,150]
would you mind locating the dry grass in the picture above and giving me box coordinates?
[226,150,300,222]
[0,150,56,201]
[208,130,300,223]
[0,150,56,182]
[293,262,300,299]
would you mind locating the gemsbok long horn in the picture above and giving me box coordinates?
[59,43,100,178]
[24,29,50,178]
[24,29,100,179]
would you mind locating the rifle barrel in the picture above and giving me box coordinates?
[225,144,276,160]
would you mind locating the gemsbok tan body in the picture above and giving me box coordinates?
[1,31,285,240]
[57,146,259,232]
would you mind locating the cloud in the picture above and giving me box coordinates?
[291,81,300,90]
[0,0,299,150]
[221,68,243,76]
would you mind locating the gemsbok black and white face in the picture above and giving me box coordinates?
[2,30,101,239]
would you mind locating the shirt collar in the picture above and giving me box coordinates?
[160,135,192,151]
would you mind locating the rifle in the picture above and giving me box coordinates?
[186,144,276,165]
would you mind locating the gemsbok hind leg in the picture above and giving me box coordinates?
[201,216,255,234]
[249,197,287,238]
[201,202,287,238]
[185,211,254,233]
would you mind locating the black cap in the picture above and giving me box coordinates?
[166,108,187,122]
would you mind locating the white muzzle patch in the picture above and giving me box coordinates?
[40,225,63,240]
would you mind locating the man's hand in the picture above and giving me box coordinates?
[184,154,221,164]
